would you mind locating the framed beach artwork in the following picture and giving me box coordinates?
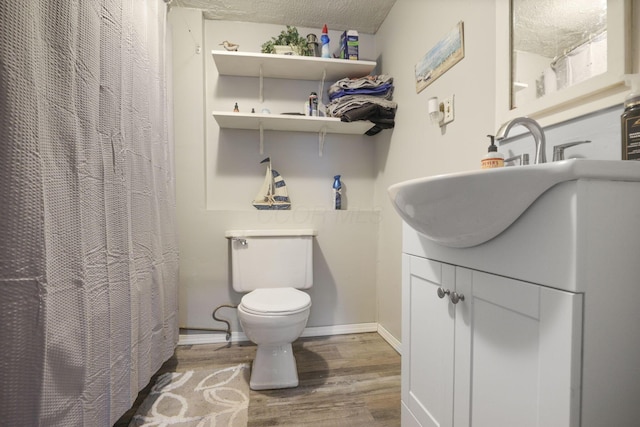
[415,21,465,93]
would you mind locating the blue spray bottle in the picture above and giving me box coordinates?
[332,175,342,210]
[321,24,330,58]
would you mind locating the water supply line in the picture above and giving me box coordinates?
[212,304,236,341]
[183,304,237,341]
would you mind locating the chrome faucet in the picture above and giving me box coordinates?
[504,153,529,166]
[552,140,591,161]
[495,117,546,164]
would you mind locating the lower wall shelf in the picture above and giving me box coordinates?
[212,111,373,135]
[212,111,374,156]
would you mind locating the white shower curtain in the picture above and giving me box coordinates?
[0,1,178,426]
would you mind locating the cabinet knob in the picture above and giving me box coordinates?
[437,287,450,299]
[450,292,465,304]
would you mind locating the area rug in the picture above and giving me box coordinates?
[129,364,250,427]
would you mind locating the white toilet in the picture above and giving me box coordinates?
[226,229,316,390]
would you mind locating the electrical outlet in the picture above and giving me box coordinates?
[442,95,454,125]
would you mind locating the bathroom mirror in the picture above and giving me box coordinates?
[495,0,631,128]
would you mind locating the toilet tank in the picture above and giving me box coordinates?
[225,229,317,292]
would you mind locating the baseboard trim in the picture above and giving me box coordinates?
[178,322,381,346]
[300,322,378,338]
[178,331,248,346]
[377,323,402,355]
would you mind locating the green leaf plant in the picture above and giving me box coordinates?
[261,26,313,56]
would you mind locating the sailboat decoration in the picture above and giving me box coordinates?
[252,157,291,210]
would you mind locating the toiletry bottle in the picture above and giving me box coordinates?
[621,74,640,160]
[481,135,504,169]
[308,92,318,116]
[332,175,342,210]
[307,33,320,57]
[321,25,330,58]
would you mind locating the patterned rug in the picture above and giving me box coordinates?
[129,364,250,427]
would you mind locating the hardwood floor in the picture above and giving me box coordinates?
[114,332,401,426]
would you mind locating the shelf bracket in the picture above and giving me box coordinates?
[259,65,264,103]
[319,69,327,103]
[318,126,327,157]
[259,122,264,154]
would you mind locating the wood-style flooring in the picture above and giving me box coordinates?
[114,332,401,426]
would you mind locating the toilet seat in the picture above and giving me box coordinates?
[240,288,311,315]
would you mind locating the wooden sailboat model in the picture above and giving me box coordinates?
[252,157,291,210]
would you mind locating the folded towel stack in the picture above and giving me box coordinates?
[326,75,397,136]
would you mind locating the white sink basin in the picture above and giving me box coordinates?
[388,159,640,248]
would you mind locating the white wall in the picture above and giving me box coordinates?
[170,9,381,333]
[373,0,498,341]
[170,0,639,347]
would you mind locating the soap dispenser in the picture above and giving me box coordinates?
[481,135,504,169]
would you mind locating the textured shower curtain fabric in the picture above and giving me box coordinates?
[0,1,178,426]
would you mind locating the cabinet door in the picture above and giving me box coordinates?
[454,268,582,427]
[402,255,455,427]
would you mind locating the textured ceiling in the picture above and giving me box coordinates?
[513,0,607,58]
[173,0,606,57]
[172,0,397,34]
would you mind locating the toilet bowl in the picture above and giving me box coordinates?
[238,287,311,390]
[226,229,316,390]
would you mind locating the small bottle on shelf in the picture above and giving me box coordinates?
[332,175,342,210]
[321,25,330,58]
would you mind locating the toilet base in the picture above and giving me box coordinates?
[249,342,299,390]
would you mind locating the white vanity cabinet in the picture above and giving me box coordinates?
[400,178,640,427]
[401,256,455,427]
[402,255,582,427]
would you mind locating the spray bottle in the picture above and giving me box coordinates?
[321,24,330,58]
[622,74,640,160]
[332,175,342,210]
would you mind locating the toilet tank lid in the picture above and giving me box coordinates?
[225,229,317,238]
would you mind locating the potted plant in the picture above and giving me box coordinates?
[261,26,313,56]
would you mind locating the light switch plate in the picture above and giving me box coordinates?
[442,95,454,125]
